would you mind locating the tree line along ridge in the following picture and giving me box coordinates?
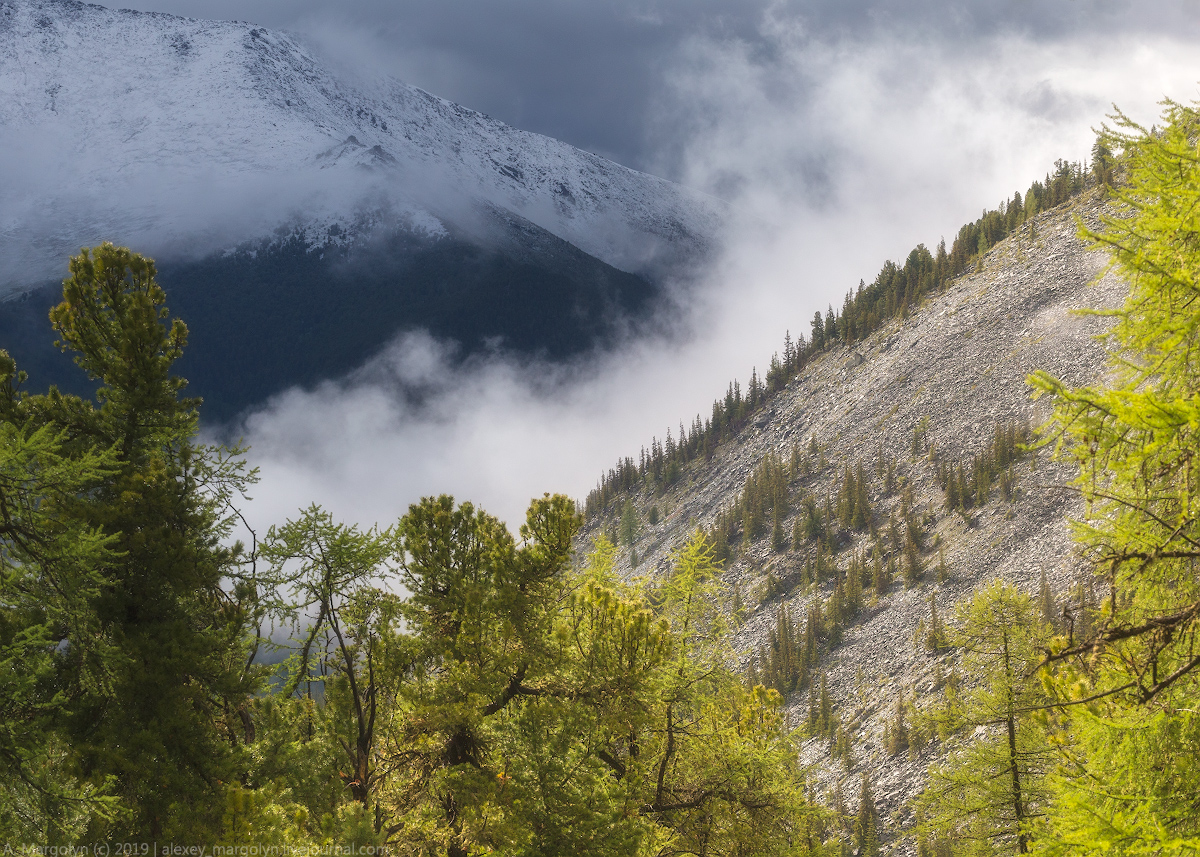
[585,154,1097,518]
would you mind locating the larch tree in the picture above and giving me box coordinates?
[916,581,1052,855]
[1028,99,1200,855]
[1,244,258,841]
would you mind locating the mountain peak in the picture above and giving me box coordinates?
[0,0,722,289]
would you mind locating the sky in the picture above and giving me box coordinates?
[102,0,1200,534]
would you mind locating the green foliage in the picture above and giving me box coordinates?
[707,451,791,556]
[916,581,1053,855]
[0,414,122,839]
[259,506,404,833]
[620,498,640,547]
[855,774,879,856]
[924,594,950,653]
[755,598,820,697]
[0,245,829,852]
[836,460,872,531]
[1026,99,1200,855]
[938,420,1030,513]
[883,690,909,757]
[0,244,259,841]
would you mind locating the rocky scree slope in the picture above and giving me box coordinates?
[581,194,1125,852]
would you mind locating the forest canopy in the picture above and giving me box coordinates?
[0,248,821,852]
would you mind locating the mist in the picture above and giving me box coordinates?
[222,20,1200,536]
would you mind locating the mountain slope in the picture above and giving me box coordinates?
[0,0,719,280]
[0,0,721,419]
[583,193,1124,850]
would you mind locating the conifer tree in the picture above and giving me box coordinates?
[852,460,870,530]
[1037,568,1056,629]
[855,774,879,856]
[260,507,399,821]
[819,673,832,734]
[885,690,908,756]
[35,244,256,840]
[925,593,949,652]
[916,581,1052,854]
[1028,100,1200,851]
[624,496,643,544]
[871,544,889,594]
[903,529,922,586]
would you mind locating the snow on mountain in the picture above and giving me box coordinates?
[0,0,722,291]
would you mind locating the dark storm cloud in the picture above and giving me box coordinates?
[106,0,1200,177]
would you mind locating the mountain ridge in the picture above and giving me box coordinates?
[0,0,722,286]
[0,0,723,421]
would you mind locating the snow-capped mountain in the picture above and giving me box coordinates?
[0,0,723,420]
[0,0,719,284]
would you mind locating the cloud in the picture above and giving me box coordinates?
[108,0,1200,178]
[218,15,1200,540]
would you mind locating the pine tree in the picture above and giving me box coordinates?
[903,528,922,586]
[1037,567,1055,628]
[838,463,855,528]
[885,690,908,756]
[852,460,870,530]
[41,245,256,839]
[925,593,948,652]
[871,544,889,594]
[771,503,786,552]
[619,499,639,547]
[819,673,832,733]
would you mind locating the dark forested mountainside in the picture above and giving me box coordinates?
[0,211,657,423]
[0,0,723,424]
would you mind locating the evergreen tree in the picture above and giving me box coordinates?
[925,593,949,652]
[1028,100,1200,852]
[903,528,922,586]
[916,581,1052,854]
[30,244,257,840]
[624,496,643,544]
[0,368,122,838]
[871,544,889,594]
[855,774,879,856]
[852,460,870,530]
[1037,568,1056,628]
[885,690,908,756]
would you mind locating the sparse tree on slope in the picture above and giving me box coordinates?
[916,581,1052,855]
